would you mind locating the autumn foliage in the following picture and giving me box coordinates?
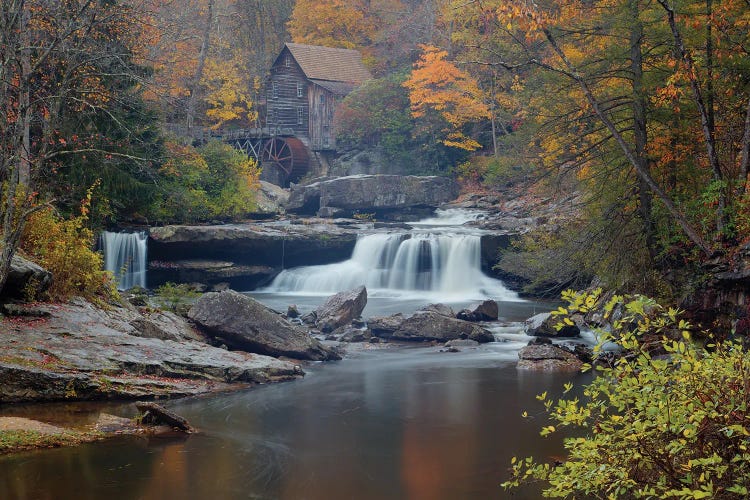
[403,45,490,151]
[20,186,117,303]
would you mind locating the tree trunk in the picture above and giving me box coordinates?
[490,72,499,157]
[0,0,28,295]
[18,1,31,185]
[542,27,713,257]
[630,0,656,261]
[186,0,214,131]
[740,98,750,194]
[658,0,725,235]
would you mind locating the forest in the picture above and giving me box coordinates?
[2,0,749,301]
[2,0,750,497]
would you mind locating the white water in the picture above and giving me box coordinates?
[408,208,486,227]
[100,231,148,290]
[266,231,519,302]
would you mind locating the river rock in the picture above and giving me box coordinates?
[444,339,480,348]
[286,175,460,218]
[253,180,289,215]
[0,254,52,300]
[129,310,206,342]
[314,286,367,333]
[525,312,580,338]
[517,344,583,372]
[136,402,194,432]
[417,303,455,317]
[188,290,339,361]
[367,313,405,337]
[0,299,302,402]
[286,305,300,318]
[371,311,494,343]
[148,222,359,287]
[456,300,499,322]
[335,326,371,343]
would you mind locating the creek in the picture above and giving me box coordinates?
[0,210,587,499]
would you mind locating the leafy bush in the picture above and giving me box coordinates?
[150,140,260,223]
[153,282,200,315]
[334,74,413,157]
[20,186,117,303]
[455,155,531,188]
[503,291,750,498]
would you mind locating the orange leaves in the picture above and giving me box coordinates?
[494,0,550,41]
[403,45,490,151]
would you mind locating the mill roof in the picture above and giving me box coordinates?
[281,43,372,84]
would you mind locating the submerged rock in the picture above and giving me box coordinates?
[444,339,480,348]
[525,312,580,338]
[314,285,367,332]
[188,290,339,361]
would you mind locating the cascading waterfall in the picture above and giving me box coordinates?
[100,231,148,290]
[266,231,519,301]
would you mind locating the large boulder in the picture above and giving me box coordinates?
[286,175,460,218]
[525,312,581,338]
[456,300,499,322]
[314,285,367,333]
[188,290,339,361]
[148,222,358,274]
[253,180,290,215]
[517,344,583,372]
[370,311,494,343]
[1,255,52,300]
[0,298,302,402]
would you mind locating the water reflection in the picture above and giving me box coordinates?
[0,347,587,499]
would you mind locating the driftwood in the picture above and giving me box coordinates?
[135,402,194,433]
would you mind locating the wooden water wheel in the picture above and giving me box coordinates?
[261,137,309,185]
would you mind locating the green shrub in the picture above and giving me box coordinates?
[503,291,750,498]
[153,282,200,315]
[150,140,259,223]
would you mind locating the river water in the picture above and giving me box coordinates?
[0,342,584,500]
[0,210,590,499]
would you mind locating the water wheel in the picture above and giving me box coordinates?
[261,137,309,185]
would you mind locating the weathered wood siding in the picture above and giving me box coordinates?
[267,48,308,138]
[309,84,338,150]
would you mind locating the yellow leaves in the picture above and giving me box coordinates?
[403,45,490,151]
[202,57,256,129]
[540,425,556,436]
[288,0,380,50]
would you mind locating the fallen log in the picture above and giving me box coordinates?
[135,402,194,433]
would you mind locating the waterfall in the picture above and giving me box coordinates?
[100,231,148,290]
[266,232,519,301]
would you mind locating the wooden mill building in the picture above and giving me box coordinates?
[266,43,372,152]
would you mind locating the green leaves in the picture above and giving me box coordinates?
[504,292,750,498]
